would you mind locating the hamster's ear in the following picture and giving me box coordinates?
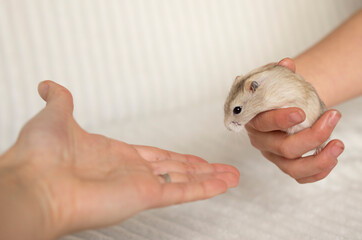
[250,81,259,93]
[234,75,243,82]
[232,75,243,86]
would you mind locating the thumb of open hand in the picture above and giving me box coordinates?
[38,80,74,114]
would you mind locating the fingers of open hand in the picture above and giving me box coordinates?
[262,139,343,183]
[158,179,230,206]
[158,172,238,188]
[152,161,240,206]
[132,145,208,163]
[133,145,240,203]
[153,160,240,188]
[247,110,341,159]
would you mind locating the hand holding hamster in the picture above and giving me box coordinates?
[224,58,344,183]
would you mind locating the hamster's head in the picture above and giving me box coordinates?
[224,75,260,132]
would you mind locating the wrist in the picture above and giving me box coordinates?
[294,56,339,108]
[0,147,56,240]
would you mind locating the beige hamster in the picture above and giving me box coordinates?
[224,63,326,136]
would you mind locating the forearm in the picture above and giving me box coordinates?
[295,9,362,107]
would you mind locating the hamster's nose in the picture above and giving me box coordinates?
[224,120,234,131]
[231,121,241,126]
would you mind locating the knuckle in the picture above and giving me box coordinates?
[315,156,332,172]
[278,164,296,179]
[264,152,299,180]
[279,166,289,176]
[278,142,295,159]
[187,174,197,182]
[185,163,196,174]
[286,168,298,179]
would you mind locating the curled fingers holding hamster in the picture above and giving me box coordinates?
[225,58,344,184]
[237,11,362,183]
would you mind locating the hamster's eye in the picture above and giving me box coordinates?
[233,106,242,114]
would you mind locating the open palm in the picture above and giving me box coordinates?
[10,81,239,238]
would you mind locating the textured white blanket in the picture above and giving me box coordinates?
[61,96,362,240]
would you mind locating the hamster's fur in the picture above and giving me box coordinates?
[224,63,326,135]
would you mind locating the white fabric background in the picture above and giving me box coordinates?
[1,0,361,151]
[1,0,362,239]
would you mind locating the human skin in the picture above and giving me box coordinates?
[245,10,362,183]
[0,81,240,240]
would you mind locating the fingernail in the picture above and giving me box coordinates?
[289,110,304,124]
[328,111,341,127]
[330,142,344,157]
